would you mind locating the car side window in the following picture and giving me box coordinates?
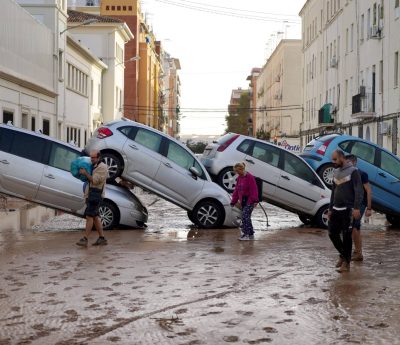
[118,126,134,138]
[134,128,162,152]
[9,132,46,163]
[338,140,352,153]
[167,141,195,170]
[49,144,81,172]
[283,152,316,184]
[380,151,400,180]
[250,142,280,168]
[237,139,252,154]
[351,142,375,164]
[0,127,14,153]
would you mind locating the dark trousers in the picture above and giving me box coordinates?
[241,204,254,236]
[328,209,353,263]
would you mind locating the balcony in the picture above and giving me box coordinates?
[318,103,334,126]
[352,93,376,119]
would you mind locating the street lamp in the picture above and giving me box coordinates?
[115,56,140,67]
[60,18,99,35]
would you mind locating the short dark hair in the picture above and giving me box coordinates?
[346,154,357,162]
[333,149,345,158]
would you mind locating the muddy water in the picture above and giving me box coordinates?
[0,195,399,344]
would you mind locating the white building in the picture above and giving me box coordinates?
[300,0,400,154]
[67,10,134,124]
[255,39,303,142]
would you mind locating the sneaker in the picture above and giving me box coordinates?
[335,256,344,268]
[92,237,108,246]
[248,235,255,240]
[352,252,364,261]
[238,235,251,241]
[336,261,350,273]
[76,237,88,247]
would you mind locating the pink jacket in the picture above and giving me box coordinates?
[231,172,259,206]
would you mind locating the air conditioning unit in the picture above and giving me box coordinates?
[370,25,381,38]
[330,56,338,68]
[359,85,366,97]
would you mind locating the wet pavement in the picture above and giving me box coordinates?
[1,192,400,345]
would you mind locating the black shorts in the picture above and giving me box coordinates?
[84,199,101,217]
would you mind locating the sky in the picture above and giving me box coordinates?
[140,0,305,135]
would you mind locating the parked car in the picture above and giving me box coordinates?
[300,133,400,227]
[84,118,241,229]
[200,133,331,228]
[0,124,148,230]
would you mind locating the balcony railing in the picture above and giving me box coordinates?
[352,93,376,118]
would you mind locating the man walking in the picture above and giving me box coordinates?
[328,150,363,272]
[346,154,372,261]
[76,150,108,247]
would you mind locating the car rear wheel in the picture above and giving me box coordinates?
[298,214,312,225]
[313,205,330,229]
[192,200,224,228]
[217,167,237,193]
[386,214,400,227]
[318,164,335,188]
[101,152,123,182]
[99,200,119,230]
[187,210,196,224]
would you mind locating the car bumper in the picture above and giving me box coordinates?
[222,205,241,228]
[200,157,221,176]
[119,204,148,228]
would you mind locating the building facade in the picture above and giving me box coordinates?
[246,68,261,137]
[300,0,400,154]
[255,40,303,142]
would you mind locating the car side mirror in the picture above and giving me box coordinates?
[189,167,201,178]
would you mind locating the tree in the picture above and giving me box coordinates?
[186,140,207,154]
[225,91,250,134]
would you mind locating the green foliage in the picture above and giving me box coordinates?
[256,127,271,141]
[186,140,207,154]
[225,91,250,134]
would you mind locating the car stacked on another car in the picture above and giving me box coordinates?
[0,124,148,230]
[84,118,241,229]
[200,133,331,228]
[300,133,400,227]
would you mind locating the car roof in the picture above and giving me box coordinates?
[0,123,80,151]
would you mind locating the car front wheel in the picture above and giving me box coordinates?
[192,200,224,228]
[318,164,335,188]
[313,205,330,229]
[386,214,400,228]
[101,152,123,182]
[298,214,312,225]
[217,167,237,193]
[99,200,119,230]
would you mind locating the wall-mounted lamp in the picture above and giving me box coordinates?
[60,18,99,35]
[115,56,141,67]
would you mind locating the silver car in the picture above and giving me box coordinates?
[0,124,148,230]
[84,119,241,229]
[201,133,331,228]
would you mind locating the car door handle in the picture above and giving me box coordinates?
[282,175,290,180]
[245,159,254,164]
[378,172,386,178]
[0,159,9,164]
[44,174,55,179]
[129,144,139,150]
[164,162,172,168]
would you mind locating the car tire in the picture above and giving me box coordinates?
[313,205,330,229]
[386,214,400,227]
[101,152,123,182]
[99,200,119,230]
[318,164,335,188]
[187,210,196,224]
[192,200,224,229]
[298,214,312,225]
[217,167,237,193]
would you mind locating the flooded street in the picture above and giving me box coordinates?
[1,193,400,345]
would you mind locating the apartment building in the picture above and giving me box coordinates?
[300,0,400,154]
[255,40,303,142]
[246,68,261,137]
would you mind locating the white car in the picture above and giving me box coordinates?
[84,119,241,229]
[201,133,331,228]
[0,124,148,230]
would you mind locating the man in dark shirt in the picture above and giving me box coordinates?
[346,154,372,261]
[328,150,364,272]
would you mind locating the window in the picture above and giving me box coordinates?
[49,144,80,171]
[118,126,135,138]
[338,140,352,152]
[237,139,252,154]
[58,50,64,81]
[380,151,400,180]
[134,129,162,152]
[66,63,89,96]
[351,142,376,164]
[10,132,45,163]
[116,44,124,63]
[345,28,349,53]
[350,23,354,51]
[3,111,13,124]
[22,113,28,129]
[396,0,400,18]
[282,152,316,184]
[250,142,280,168]
[167,141,195,170]
[128,6,132,11]
[31,117,36,131]
[361,14,365,41]
[0,127,13,153]
[106,5,110,10]
[379,60,383,93]
[43,119,50,135]
[395,52,399,88]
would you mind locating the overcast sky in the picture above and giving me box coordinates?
[141,0,304,135]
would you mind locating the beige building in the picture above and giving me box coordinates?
[255,39,302,141]
[300,0,400,154]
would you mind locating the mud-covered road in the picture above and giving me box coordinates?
[0,193,399,345]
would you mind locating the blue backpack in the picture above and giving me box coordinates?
[71,157,93,182]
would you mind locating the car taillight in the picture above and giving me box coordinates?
[217,134,240,152]
[97,127,113,139]
[316,138,334,155]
